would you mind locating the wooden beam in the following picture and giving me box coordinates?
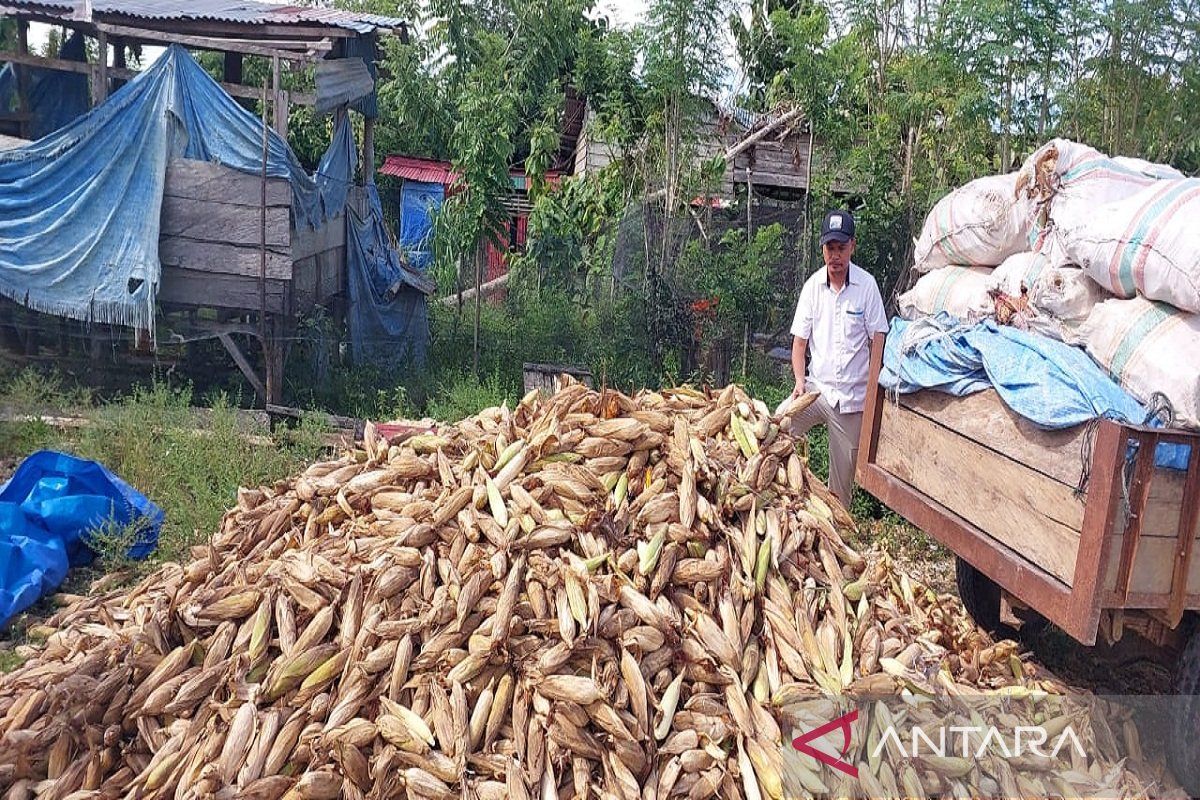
[159,195,291,249]
[1114,435,1158,601]
[438,273,507,306]
[158,267,289,314]
[1168,452,1200,625]
[0,49,93,75]
[271,56,289,139]
[166,158,292,207]
[94,22,322,62]
[724,109,806,164]
[103,19,362,40]
[220,79,313,108]
[158,238,293,280]
[211,37,335,50]
[217,332,268,402]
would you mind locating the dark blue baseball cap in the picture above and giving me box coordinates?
[820,209,855,245]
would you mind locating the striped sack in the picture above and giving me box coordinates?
[1018,138,1183,252]
[1076,296,1200,429]
[989,252,1107,324]
[988,252,1052,296]
[898,266,994,322]
[1054,178,1200,313]
[913,173,1034,272]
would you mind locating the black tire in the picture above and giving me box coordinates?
[1170,623,1200,796]
[955,557,1046,640]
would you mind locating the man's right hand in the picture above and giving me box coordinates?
[792,380,805,398]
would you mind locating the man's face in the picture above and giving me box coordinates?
[823,238,855,277]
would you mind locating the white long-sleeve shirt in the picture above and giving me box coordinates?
[790,262,890,414]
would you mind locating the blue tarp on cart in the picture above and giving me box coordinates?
[880,314,1190,471]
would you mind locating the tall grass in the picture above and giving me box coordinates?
[0,370,330,569]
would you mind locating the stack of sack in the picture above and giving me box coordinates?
[898,137,1200,430]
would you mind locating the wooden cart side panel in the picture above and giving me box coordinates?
[1070,418,1124,641]
[858,462,1099,642]
[894,389,1089,487]
[874,400,1085,585]
[856,334,1110,645]
[1099,431,1200,608]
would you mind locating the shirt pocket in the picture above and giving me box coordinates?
[842,307,867,343]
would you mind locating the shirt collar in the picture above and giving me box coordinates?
[825,262,856,288]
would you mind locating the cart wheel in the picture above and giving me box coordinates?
[955,557,1046,640]
[1169,623,1200,795]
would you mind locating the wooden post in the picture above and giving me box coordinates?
[93,29,109,106]
[259,78,270,383]
[223,51,243,84]
[363,117,375,184]
[15,20,30,138]
[473,243,483,377]
[271,55,288,139]
[264,318,286,406]
[112,38,127,92]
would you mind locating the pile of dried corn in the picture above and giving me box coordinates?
[0,381,1179,799]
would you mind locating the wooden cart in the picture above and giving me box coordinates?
[855,333,1200,788]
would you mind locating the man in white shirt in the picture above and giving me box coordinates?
[781,209,890,505]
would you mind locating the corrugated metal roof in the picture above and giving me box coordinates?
[380,157,563,190]
[380,156,459,185]
[1,1,405,34]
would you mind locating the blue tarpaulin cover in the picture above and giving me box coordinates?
[0,44,351,333]
[348,184,433,371]
[0,31,90,141]
[880,314,1190,470]
[0,451,163,626]
[398,179,443,273]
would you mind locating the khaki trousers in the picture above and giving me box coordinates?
[781,395,863,506]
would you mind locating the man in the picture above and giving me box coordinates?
[780,209,889,506]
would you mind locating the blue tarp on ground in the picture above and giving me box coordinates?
[0,44,351,333]
[880,314,1191,471]
[0,32,91,141]
[0,451,162,627]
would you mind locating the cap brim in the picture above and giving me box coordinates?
[820,231,853,245]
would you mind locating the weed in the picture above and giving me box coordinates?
[0,649,24,673]
[82,517,156,575]
[427,370,515,424]
[70,382,328,564]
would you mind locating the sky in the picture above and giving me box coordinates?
[593,0,650,28]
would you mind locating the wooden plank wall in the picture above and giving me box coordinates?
[571,106,813,195]
[159,159,294,284]
[732,140,810,190]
